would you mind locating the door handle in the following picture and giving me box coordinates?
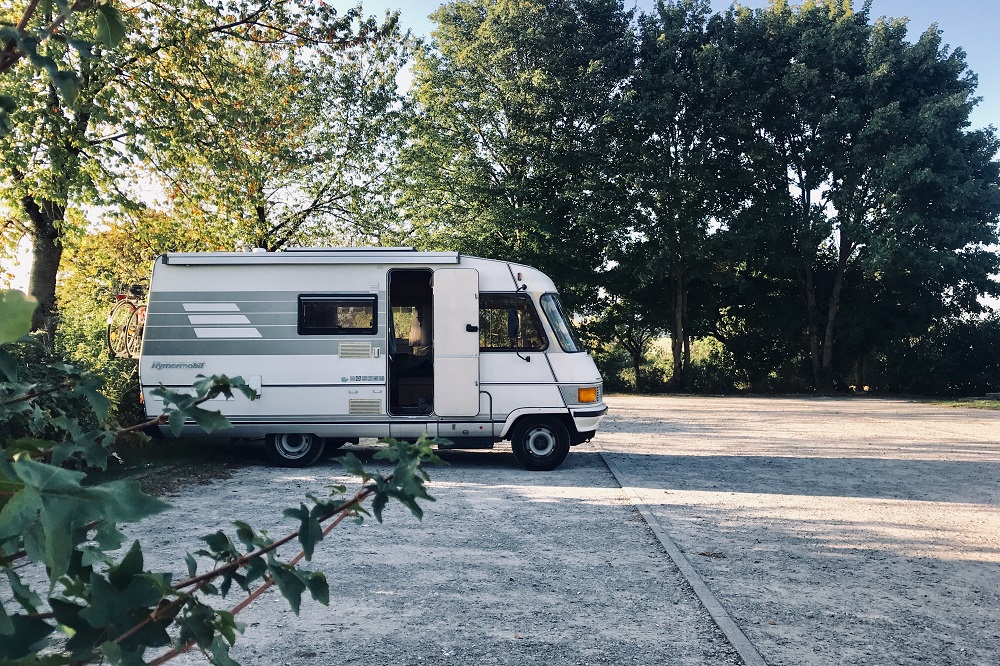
[466,324,479,332]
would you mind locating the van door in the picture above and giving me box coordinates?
[433,268,480,417]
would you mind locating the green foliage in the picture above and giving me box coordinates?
[869,314,1000,396]
[400,0,635,308]
[0,291,439,664]
[0,291,35,344]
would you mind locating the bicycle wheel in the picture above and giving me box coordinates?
[125,305,147,358]
[107,300,136,357]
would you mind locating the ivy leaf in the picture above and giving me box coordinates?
[0,291,37,344]
[95,4,126,48]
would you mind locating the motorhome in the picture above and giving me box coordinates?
[137,248,606,471]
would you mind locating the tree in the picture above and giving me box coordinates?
[142,15,412,251]
[0,0,389,337]
[586,295,661,392]
[399,0,635,307]
[726,0,1000,390]
[615,0,744,389]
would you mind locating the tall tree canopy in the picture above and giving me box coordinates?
[722,0,1000,389]
[399,0,635,306]
[0,0,391,334]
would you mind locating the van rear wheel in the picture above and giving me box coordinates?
[265,433,325,467]
[510,417,570,471]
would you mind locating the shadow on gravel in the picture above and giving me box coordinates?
[601,451,1000,505]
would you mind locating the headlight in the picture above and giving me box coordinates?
[577,387,598,403]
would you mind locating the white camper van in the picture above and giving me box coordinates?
[138,248,606,471]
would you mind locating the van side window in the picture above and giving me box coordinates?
[479,294,547,351]
[298,295,377,335]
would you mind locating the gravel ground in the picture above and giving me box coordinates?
[134,437,739,665]
[110,395,1000,664]
[599,395,1000,666]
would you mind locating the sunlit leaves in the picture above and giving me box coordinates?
[0,291,37,344]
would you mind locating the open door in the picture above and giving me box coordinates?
[433,268,480,417]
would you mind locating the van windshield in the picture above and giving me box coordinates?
[540,293,583,353]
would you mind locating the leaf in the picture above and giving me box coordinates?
[8,569,42,614]
[185,406,231,434]
[0,614,55,660]
[208,634,240,666]
[0,599,12,636]
[244,556,267,585]
[71,377,110,421]
[306,571,329,606]
[0,348,17,381]
[95,4,126,48]
[67,38,94,59]
[0,461,167,577]
[109,541,144,590]
[78,572,163,628]
[283,503,322,560]
[50,70,79,107]
[268,565,306,614]
[167,409,185,437]
[0,291,37,344]
[175,600,216,649]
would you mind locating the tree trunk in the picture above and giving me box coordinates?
[670,271,685,390]
[683,335,691,373]
[631,350,642,393]
[798,266,823,389]
[23,194,64,339]
[820,238,852,385]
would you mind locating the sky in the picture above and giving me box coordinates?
[352,0,1000,132]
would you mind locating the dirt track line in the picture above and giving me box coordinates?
[595,442,768,666]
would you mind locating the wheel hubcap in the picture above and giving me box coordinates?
[525,427,556,457]
[276,433,311,459]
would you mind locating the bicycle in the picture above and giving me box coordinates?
[107,285,146,359]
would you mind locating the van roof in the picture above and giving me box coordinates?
[160,248,461,266]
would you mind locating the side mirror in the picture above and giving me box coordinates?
[507,307,519,345]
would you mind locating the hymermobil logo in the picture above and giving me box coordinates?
[151,361,205,370]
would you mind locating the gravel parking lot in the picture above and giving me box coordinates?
[131,395,1000,665]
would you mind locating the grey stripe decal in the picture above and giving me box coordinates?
[141,339,381,355]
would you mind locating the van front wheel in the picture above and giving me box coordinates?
[510,418,570,471]
[265,433,325,467]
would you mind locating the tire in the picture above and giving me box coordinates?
[510,417,570,471]
[125,305,147,358]
[107,301,136,357]
[265,433,325,467]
